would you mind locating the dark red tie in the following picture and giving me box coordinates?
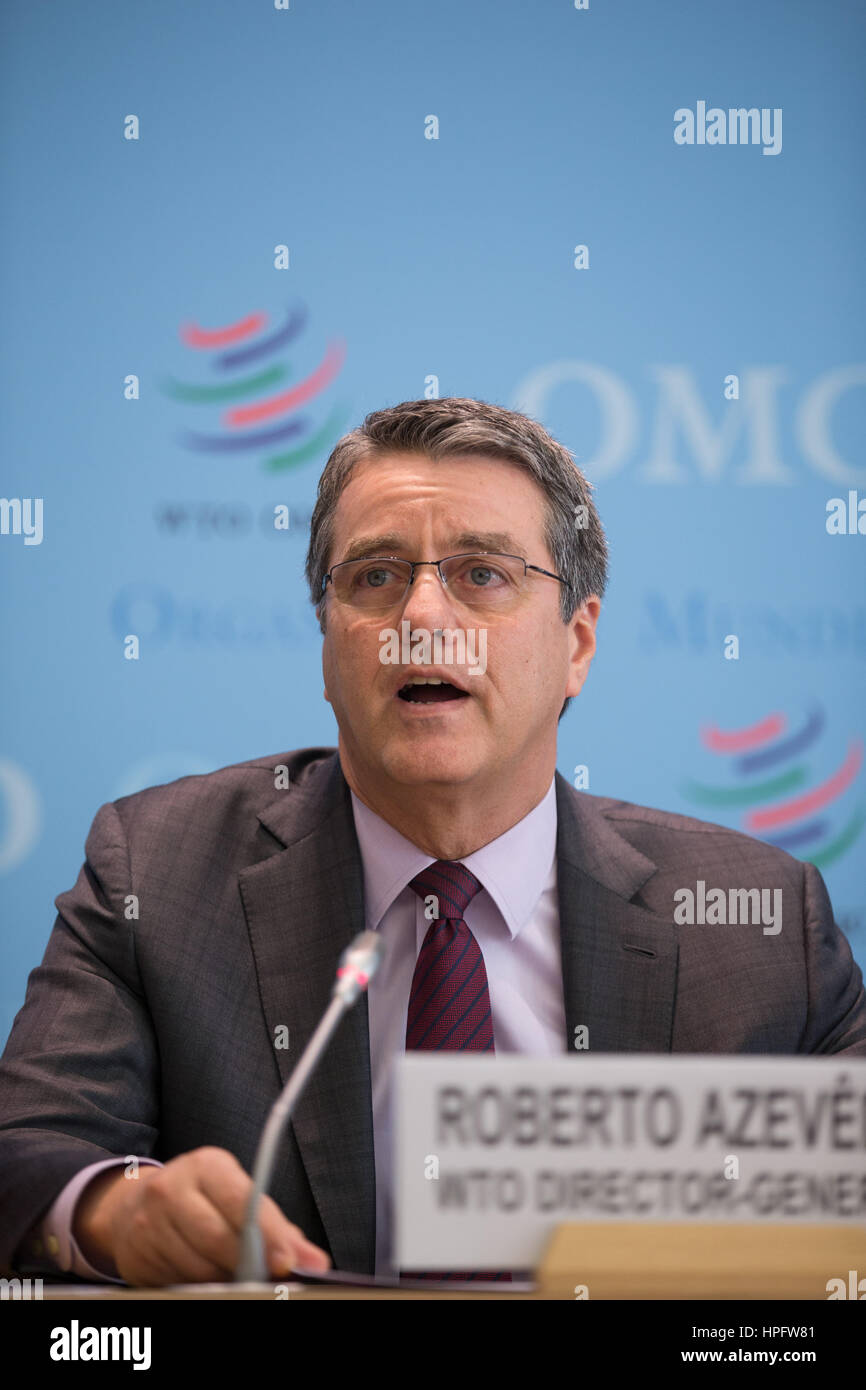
[400,860,511,1284]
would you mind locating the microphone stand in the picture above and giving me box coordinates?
[235,930,385,1283]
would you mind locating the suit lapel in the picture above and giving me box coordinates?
[555,773,679,1051]
[237,752,375,1274]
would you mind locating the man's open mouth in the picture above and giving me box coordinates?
[397,677,471,704]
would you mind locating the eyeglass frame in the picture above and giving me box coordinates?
[320,551,573,606]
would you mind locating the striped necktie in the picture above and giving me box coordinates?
[400,859,511,1283]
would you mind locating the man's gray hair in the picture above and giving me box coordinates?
[304,397,608,721]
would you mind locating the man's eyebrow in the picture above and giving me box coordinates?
[449,532,521,554]
[339,535,407,564]
[338,531,522,564]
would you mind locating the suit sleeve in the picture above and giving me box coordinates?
[799,859,866,1055]
[0,801,161,1274]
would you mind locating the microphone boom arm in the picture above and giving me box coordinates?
[235,930,384,1283]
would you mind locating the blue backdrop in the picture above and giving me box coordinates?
[2,0,865,1039]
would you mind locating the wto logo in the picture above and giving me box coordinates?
[682,706,864,870]
[159,301,349,471]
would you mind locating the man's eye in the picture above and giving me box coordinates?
[460,564,507,587]
[357,565,400,588]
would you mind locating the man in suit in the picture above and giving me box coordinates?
[2,397,865,1286]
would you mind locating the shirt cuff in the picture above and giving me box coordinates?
[30,1157,164,1283]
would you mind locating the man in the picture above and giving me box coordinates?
[1,397,864,1287]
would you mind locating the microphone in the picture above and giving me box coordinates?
[234,930,385,1283]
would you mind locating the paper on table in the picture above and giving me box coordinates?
[291,1265,535,1292]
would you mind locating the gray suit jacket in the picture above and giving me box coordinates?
[1,745,865,1277]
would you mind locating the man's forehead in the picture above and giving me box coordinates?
[330,451,548,547]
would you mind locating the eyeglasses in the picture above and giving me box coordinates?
[321,552,572,612]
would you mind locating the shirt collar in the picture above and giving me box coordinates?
[349,778,557,940]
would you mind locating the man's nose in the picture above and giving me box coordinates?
[398,565,459,628]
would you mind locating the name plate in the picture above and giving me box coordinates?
[394,1055,866,1269]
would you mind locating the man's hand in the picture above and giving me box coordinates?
[73,1147,332,1286]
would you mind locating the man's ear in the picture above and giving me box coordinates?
[321,631,332,706]
[565,596,601,700]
